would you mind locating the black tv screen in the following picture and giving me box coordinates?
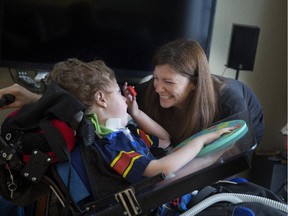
[0,0,216,79]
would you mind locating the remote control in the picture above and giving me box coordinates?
[17,71,39,89]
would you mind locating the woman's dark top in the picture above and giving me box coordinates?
[217,76,264,145]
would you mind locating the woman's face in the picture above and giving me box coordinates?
[153,64,195,109]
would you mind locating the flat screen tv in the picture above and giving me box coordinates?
[0,0,216,80]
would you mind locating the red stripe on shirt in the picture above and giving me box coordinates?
[138,129,152,148]
[112,151,142,176]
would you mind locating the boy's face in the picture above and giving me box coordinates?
[105,79,129,127]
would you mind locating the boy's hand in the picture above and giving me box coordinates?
[122,82,133,100]
[123,82,139,116]
[218,126,235,136]
[204,126,235,145]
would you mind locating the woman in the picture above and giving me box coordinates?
[136,39,264,146]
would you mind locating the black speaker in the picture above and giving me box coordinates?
[226,24,260,71]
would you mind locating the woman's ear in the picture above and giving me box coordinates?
[94,91,107,108]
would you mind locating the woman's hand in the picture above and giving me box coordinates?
[0,84,41,110]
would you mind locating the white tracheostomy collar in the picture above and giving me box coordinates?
[105,117,134,141]
[105,118,123,131]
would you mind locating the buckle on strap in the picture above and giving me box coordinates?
[115,188,142,216]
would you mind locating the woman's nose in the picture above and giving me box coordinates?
[155,82,164,93]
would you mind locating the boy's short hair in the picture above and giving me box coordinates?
[47,58,116,108]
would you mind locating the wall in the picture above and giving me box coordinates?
[0,0,287,152]
[209,0,287,152]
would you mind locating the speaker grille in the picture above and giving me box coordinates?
[227,24,260,71]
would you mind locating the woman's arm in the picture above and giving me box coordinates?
[123,82,171,148]
[143,127,235,177]
[0,84,41,110]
